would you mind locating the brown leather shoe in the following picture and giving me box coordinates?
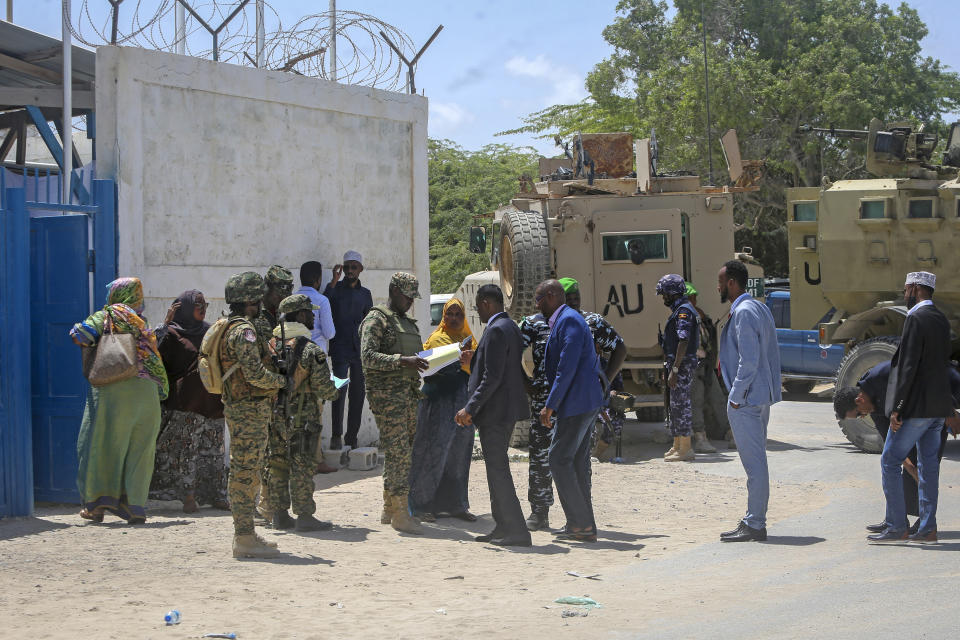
[315,461,339,474]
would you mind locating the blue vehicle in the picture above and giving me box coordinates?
[764,290,845,393]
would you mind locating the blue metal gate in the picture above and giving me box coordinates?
[0,188,34,517]
[0,177,116,515]
[30,214,90,503]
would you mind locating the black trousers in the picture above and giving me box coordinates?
[477,420,530,540]
[331,357,365,448]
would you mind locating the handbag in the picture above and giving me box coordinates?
[82,314,140,386]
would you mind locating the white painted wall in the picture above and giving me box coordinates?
[95,46,430,447]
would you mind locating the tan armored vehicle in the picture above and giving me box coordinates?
[787,119,960,452]
[460,132,763,426]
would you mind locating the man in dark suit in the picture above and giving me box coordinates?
[868,271,952,544]
[536,279,604,542]
[834,360,960,533]
[455,284,531,547]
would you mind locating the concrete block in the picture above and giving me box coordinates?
[322,449,342,470]
[348,447,378,471]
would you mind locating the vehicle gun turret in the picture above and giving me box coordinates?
[798,118,960,180]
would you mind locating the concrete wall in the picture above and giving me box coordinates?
[95,46,430,447]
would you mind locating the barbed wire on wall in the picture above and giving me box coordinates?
[66,1,415,90]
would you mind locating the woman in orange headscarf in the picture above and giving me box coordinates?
[408,298,479,522]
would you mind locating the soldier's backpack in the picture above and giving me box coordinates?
[198,317,248,394]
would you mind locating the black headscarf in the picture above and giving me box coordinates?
[169,289,209,347]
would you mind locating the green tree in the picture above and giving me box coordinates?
[502,0,960,275]
[428,139,539,293]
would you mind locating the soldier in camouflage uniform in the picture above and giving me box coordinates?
[253,265,294,343]
[360,272,429,535]
[518,312,553,531]
[264,294,341,532]
[253,265,294,521]
[219,272,287,558]
[656,274,700,462]
[686,283,725,452]
[559,278,627,459]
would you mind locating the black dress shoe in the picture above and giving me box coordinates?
[720,521,748,538]
[475,531,503,543]
[489,536,532,547]
[867,529,908,544]
[865,522,888,533]
[720,522,767,542]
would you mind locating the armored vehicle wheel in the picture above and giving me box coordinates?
[499,211,550,319]
[834,337,899,453]
[782,380,816,394]
[509,420,530,448]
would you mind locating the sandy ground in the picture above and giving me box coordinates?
[0,409,838,640]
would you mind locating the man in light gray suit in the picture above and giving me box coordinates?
[716,260,782,542]
[455,284,532,547]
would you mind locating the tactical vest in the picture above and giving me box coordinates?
[663,300,700,363]
[219,317,278,403]
[369,304,422,382]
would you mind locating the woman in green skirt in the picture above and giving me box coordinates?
[70,277,168,524]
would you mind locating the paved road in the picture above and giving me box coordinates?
[614,399,960,639]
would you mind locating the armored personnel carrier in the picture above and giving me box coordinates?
[787,119,960,452]
[460,132,763,430]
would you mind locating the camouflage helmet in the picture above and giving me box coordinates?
[277,294,318,316]
[225,271,265,304]
[655,274,686,297]
[390,272,421,299]
[264,264,294,293]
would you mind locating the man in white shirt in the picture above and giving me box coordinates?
[295,261,335,353]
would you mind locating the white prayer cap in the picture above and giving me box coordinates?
[905,271,936,289]
[343,250,363,265]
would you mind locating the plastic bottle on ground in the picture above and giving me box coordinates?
[164,610,181,625]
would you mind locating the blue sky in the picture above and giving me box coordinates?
[17,1,960,156]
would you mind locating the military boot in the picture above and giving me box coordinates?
[390,495,424,535]
[526,509,550,532]
[271,509,295,530]
[693,431,717,453]
[665,436,695,462]
[380,490,394,525]
[233,533,280,559]
[664,437,680,459]
[295,514,333,532]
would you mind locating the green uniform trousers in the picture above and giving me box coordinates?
[368,388,418,498]
[224,399,272,535]
[265,422,318,516]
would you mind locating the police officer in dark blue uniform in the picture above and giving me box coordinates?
[656,274,700,462]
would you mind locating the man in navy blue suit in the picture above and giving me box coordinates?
[535,279,604,542]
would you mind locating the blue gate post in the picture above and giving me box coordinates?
[0,188,34,517]
[92,179,117,294]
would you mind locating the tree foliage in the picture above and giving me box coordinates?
[501,0,960,275]
[428,139,539,293]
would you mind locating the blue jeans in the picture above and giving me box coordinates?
[548,409,600,531]
[726,403,770,530]
[881,417,943,533]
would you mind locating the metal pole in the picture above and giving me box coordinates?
[175,1,185,55]
[62,0,73,205]
[329,0,336,81]
[255,0,264,67]
[701,0,714,185]
[6,0,13,22]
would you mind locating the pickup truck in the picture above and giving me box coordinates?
[764,290,845,393]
